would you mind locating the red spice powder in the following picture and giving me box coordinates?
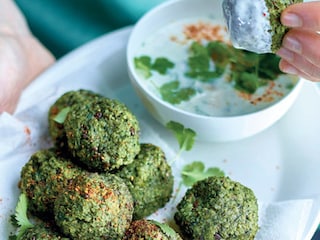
[170,21,228,45]
[238,81,284,105]
[183,21,226,42]
[24,126,31,136]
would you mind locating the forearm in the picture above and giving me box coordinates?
[0,0,31,36]
[0,0,55,114]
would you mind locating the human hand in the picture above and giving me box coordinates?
[0,0,55,114]
[276,1,320,82]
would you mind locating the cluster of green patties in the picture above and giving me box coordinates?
[18,89,175,239]
[17,89,259,239]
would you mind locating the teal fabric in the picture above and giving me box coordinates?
[15,0,166,58]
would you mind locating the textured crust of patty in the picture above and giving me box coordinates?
[64,98,140,172]
[266,0,303,52]
[174,176,259,240]
[19,148,82,217]
[48,89,103,149]
[116,143,174,219]
[123,219,182,240]
[54,173,133,240]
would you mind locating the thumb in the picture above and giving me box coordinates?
[281,2,320,31]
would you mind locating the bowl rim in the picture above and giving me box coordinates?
[126,0,304,121]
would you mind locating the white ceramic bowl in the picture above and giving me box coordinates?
[127,0,303,142]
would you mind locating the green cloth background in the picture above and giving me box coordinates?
[15,0,166,58]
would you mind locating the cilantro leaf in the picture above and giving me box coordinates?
[181,161,225,187]
[207,40,232,69]
[233,72,260,94]
[134,56,152,78]
[258,53,282,79]
[12,193,33,239]
[53,107,71,124]
[166,121,196,151]
[151,57,174,74]
[160,81,196,104]
[149,220,180,240]
[186,41,225,82]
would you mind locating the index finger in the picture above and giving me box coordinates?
[281,1,320,31]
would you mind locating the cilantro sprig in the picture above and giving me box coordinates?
[181,161,225,187]
[134,56,174,79]
[160,81,196,104]
[166,121,196,153]
[10,193,33,239]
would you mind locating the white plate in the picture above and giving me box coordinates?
[1,26,320,239]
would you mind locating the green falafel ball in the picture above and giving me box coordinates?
[20,222,69,240]
[266,0,303,52]
[54,172,134,240]
[123,219,182,240]
[48,89,103,149]
[19,148,82,218]
[116,143,174,219]
[64,98,140,172]
[174,176,259,240]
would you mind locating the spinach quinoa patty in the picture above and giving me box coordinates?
[64,97,140,172]
[19,148,82,217]
[54,172,134,240]
[123,219,182,240]
[48,89,103,149]
[116,143,174,219]
[174,176,259,240]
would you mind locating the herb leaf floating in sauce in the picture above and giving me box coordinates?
[186,41,225,82]
[152,57,175,74]
[10,193,34,239]
[166,121,196,152]
[160,81,196,104]
[181,161,225,187]
[134,56,174,78]
[135,40,283,108]
[230,50,282,94]
[134,55,152,78]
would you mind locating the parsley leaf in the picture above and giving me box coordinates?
[160,81,196,104]
[12,193,33,239]
[181,161,225,187]
[53,107,71,124]
[166,121,196,151]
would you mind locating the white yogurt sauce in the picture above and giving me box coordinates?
[134,17,297,117]
[222,0,273,53]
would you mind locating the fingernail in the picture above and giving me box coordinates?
[282,13,302,27]
[276,48,294,62]
[282,36,302,54]
[280,64,298,75]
